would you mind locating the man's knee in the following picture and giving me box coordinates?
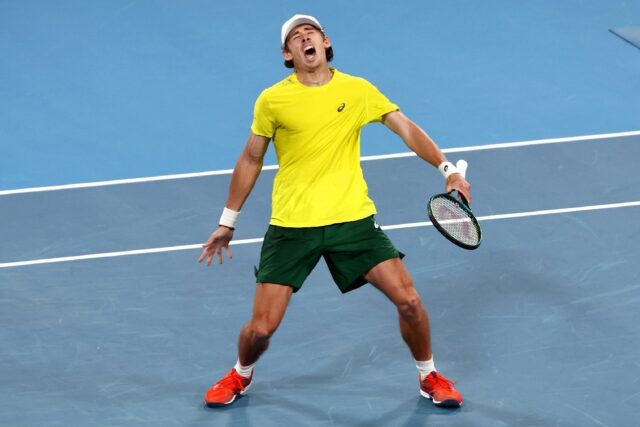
[248,320,278,341]
[396,291,424,321]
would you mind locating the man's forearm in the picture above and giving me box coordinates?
[402,120,447,168]
[383,111,447,168]
[225,149,264,211]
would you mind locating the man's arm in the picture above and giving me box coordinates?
[198,132,270,266]
[225,132,271,211]
[382,111,471,203]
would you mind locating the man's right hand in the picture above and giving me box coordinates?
[198,226,234,266]
[445,173,472,206]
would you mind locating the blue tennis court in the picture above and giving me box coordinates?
[2,1,640,426]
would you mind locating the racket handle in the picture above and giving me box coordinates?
[456,159,468,178]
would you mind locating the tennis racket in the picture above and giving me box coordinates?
[427,160,482,250]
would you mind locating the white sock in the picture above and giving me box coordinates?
[415,357,436,380]
[234,359,256,378]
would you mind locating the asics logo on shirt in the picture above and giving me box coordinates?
[337,103,346,112]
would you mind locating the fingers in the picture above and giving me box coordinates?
[218,244,233,264]
[198,244,214,266]
[198,238,232,267]
[198,245,210,263]
[459,189,472,206]
[456,181,472,205]
[446,175,472,205]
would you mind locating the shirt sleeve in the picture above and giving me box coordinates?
[362,79,399,124]
[250,90,276,138]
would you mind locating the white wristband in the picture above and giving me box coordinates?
[219,207,240,229]
[438,161,459,179]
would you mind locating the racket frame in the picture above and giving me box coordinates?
[427,191,482,250]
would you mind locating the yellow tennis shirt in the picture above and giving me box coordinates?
[251,68,399,227]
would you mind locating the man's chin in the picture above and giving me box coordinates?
[300,57,324,70]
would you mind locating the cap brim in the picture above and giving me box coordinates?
[281,17,323,47]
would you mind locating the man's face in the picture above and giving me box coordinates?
[283,24,331,70]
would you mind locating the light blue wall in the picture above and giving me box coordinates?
[2,0,639,189]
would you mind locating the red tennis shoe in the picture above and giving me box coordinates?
[204,369,252,407]
[419,371,463,408]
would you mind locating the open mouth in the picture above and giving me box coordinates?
[303,46,317,58]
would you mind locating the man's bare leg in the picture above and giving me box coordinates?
[238,282,293,365]
[204,282,292,407]
[364,258,431,360]
[364,257,463,408]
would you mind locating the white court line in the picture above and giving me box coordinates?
[1,200,639,269]
[382,200,640,230]
[1,130,639,196]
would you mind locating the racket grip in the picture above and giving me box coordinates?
[455,159,469,206]
[456,160,468,178]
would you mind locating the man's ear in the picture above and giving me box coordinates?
[282,48,293,61]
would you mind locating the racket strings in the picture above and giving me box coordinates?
[429,196,480,245]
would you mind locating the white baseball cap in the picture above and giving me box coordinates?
[281,14,324,48]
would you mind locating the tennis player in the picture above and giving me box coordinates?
[198,14,471,408]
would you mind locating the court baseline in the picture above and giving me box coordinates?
[1,200,638,269]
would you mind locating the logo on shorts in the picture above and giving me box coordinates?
[337,103,346,112]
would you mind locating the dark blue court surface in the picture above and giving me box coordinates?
[2,135,640,426]
[2,1,640,426]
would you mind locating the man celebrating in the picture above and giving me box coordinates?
[199,14,471,409]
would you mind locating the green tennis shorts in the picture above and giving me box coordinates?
[255,215,404,293]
